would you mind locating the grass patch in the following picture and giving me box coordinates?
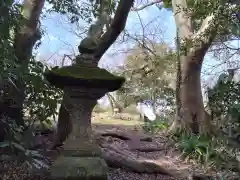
[93,105,108,113]
[122,105,139,115]
[92,112,143,126]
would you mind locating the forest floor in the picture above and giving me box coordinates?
[0,111,232,180]
[91,112,210,180]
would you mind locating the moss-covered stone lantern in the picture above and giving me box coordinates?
[45,53,125,179]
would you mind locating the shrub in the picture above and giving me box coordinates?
[172,131,239,171]
[141,116,169,134]
[0,116,49,169]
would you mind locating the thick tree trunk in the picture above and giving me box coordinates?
[180,53,205,134]
[170,50,212,135]
[170,0,218,135]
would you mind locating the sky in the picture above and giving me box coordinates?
[36,2,239,106]
[37,4,175,66]
[37,4,175,106]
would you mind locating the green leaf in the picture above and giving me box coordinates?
[163,0,172,8]
[196,148,203,155]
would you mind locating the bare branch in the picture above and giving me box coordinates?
[61,54,74,66]
[132,0,162,11]
[126,33,157,56]
[94,0,134,59]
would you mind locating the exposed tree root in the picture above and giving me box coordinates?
[44,131,196,179]
[131,147,164,152]
[100,143,175,176]
[99,132,131,140]
[26,127,217,179]
[139,136,152,142]
[95,131,192,178]
[96,130,152,142]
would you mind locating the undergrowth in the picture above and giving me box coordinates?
[141,116,169,134]
[172,131,240,178]
[0,116,49,170]
[142,118,240,178]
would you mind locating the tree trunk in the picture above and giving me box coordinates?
[169,0,218,135]
[106,93,116,114]
[13,0,44,121]
[180,53,204,134]
[0,0,44,141]
[169,28,212,135]
[171,49,213,135]
[51,103,72,148]
[107,93,122,114]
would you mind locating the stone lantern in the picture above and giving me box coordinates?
[45,49,125,179]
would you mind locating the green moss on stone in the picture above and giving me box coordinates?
[51,65,123,81]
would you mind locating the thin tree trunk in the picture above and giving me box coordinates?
[13,0,44,121]
[169,28,182,133]
[0,0,45,141]
[106,93,115,114]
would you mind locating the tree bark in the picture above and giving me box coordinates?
[13,0,44,120]
[179,53,205,134]
[169,28,182,133]
[94,0,134,59]
[12,0,44,120]
[51,103,72,148]
[96,129,152,142]
[96,133,191,178]
[100,144,174,176]
[107,93,122,114]
[14,0,44,64]
[170,46,214,135]
[170,0,218,134]
[106,93,116,114]
[0,0,44,141]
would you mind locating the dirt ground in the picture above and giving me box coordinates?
[0,112,229,180]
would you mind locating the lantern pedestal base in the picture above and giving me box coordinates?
[62,137,102,157]
[51,156,108,180]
